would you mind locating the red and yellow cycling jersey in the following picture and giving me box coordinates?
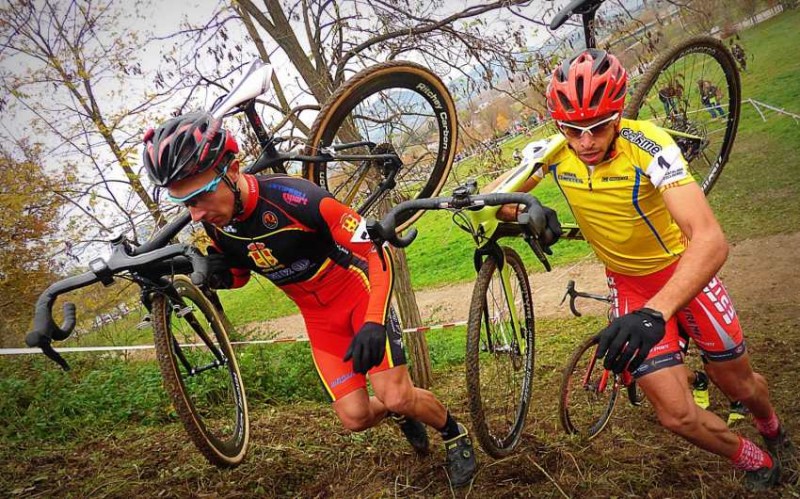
[522,118,694,276]
[203,174,402,400]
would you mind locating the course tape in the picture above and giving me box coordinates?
[0,321,472,356]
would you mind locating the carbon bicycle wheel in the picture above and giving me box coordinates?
[152,275,249,467]
[559,334,619,440]
[466,247,535,458]
[304,61,457,232]
[624,35,741,194]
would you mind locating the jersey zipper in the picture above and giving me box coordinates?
[585,164,593,191]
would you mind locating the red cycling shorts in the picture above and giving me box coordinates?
[606,260,745,378]
[283,261,406,402]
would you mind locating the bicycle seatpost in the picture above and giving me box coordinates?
[549,0,605,49]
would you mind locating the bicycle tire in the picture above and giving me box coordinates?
[152,275,249,467]
[466,247,535,458]
[624,35,741,194]
[559,334,618,440]
[304,61,457,232]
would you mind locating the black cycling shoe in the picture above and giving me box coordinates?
[764,426,797,459]
[744,454,781,492]
[444,423,477,487]
[390,413,429,455]
[691,370,709,390]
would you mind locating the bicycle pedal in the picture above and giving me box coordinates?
[727,411,747,425]
[136,315,152,330]
[172,304,193,317]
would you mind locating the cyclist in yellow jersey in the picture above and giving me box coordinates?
[488,49,793,491]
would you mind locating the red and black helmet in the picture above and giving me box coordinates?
[546,49,627,121]
[142,111,239,188]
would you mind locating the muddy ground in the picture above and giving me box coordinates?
[3,233,799,498]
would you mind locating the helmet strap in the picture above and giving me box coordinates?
[221,172,244,219]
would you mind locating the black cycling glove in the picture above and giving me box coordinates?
[595,308,666,374]
[205,250,234,289]
[540,206,562,255]
[343,322,387,374]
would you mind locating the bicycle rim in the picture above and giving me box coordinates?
[559,335,618,440]
[624,36,741,195]
[466,247,535,458]
[304,61,457,232]
[152,275,249,467]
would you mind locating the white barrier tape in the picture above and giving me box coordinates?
[401,320,468,334]
[0,321,474,356]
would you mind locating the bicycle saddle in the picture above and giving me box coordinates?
[210,60,273,119]
[550,0,606,30]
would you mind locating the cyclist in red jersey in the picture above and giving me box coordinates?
[489,49,794,491]
[142,111,477,487]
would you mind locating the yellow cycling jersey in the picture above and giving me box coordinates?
[522,118,694,276]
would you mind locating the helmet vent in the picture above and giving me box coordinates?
[612,82,627,101]
[589,82,607,109]
[557,91,574,112]
[575,76,585,104]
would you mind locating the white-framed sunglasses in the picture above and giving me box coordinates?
[557,112,620,139]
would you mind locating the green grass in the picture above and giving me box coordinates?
[707,8,800,239]
[216,274,300,328]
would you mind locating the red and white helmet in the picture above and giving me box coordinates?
[546,49,627,121]
[142,111,239,187]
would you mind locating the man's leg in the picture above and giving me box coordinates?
[370,366,478,487]
[704,353,773,420]
[638,365,779,490]
[331,388,388,431]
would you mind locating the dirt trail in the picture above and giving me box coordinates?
[247,232,800,338]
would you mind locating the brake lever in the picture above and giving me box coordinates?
[560,280,612,317]
[561,280,583,317]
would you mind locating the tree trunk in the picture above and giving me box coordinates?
[392,246,432,389]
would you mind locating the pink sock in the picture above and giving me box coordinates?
[754,411,780,439]
[731,436,773,471]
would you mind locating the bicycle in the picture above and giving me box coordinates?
[24,58,458,467]
[365,185,556,458]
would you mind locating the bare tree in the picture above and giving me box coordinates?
[0,0,195,254]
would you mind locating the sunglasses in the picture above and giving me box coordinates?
[558,112,619,139]
[166,164,229,207]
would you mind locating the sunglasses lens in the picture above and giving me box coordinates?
[166,164,229,204]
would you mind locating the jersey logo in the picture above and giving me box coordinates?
[556,172,584,184]
[262,211,279,229]
[350,218,370,243]
[340,213,360,234]
[282,192,308,206]
[246,242,280,270]
[620,128,662,156]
